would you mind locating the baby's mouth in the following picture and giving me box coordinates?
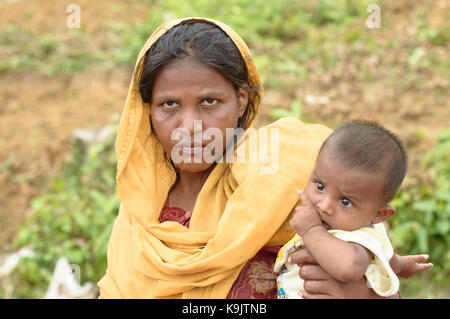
[315,206,331,230]
[321,220,331,230]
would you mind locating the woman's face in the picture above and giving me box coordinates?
[150,58,249,174]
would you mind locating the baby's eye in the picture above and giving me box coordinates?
[201,98,218,106]
[341,198,353,207]
[315,182,325,191]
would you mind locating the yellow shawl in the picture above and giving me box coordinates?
[97,17,332,299]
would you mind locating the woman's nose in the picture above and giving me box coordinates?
[180,108,202,139]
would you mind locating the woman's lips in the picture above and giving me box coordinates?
[174,143,207,154]
[182,146,203,154]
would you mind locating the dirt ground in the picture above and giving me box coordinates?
[0,0,153,247]
[0,0,449,249]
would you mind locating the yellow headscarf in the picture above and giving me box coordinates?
[97,17,332,299]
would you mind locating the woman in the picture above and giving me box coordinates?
[97,17,393,299]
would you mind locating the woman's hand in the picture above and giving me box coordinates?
[289,248,396,299]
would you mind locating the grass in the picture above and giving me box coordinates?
[1,0,448,92]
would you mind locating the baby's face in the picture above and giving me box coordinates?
[304,151,387,231]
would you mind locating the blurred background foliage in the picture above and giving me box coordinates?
[0,0,448,298]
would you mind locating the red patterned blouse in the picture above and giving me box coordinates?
[158,202,280,299]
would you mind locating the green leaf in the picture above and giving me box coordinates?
[268,108,291,120]
[390,221,414,244]
[73,211,90,230]
[436,130,450,142]
[432,219,450,235]
[415,223,429,252]
[436,190,450,202]
[291,99,303,118]
[90,189,107,207]
[93,222,114,256]
[412,200,437,214]
[53,179,66,191]
[408,47,426,66]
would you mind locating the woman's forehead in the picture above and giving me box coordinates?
[152,58,234,97]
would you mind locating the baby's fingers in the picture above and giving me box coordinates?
[405,254,433,265]
[416,262,434,271]
[297,190,312,207]
[399,254,433,278]
[415,255,433,271]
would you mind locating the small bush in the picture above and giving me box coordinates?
[5,132,119,298]
[390,130,450,289]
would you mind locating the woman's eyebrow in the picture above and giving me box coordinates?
[197,89,229,97]
[152,90,229,102]
[151,94,180,103]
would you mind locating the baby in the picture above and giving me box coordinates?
[275,120,433,298]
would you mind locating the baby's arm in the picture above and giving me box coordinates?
[289,191,372,283]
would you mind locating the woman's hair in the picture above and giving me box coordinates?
[137,21,260,130]
[319,119,408,203]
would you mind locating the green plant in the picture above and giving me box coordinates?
[0,24,98,75]
[269,98,303,120]
[389,130,450,287]
[5,132,119,298]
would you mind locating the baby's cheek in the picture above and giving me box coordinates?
[303,184,315,200]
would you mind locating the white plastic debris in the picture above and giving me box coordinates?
[305,94,329,105]
[72,125,114,150]
[43,257,97,299]
[0,247,36,278]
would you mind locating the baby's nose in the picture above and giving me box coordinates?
[317,197,333,215]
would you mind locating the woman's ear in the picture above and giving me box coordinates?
[372,205,396,224]
[237,85,249,117]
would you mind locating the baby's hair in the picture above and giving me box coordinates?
[319,120,408,203]
[137,21,260,130]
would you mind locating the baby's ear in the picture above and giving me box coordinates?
[372,205,396,224]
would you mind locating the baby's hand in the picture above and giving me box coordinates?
[390,254,433,279]
[289,190,323,237]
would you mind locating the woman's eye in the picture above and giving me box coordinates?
[341,198,353,207]
[201,98,218,106]
[315,182,325,191]
[162,101,179,109]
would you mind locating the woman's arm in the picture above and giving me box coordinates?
[289,249,432,299]
[289,248,400,299]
